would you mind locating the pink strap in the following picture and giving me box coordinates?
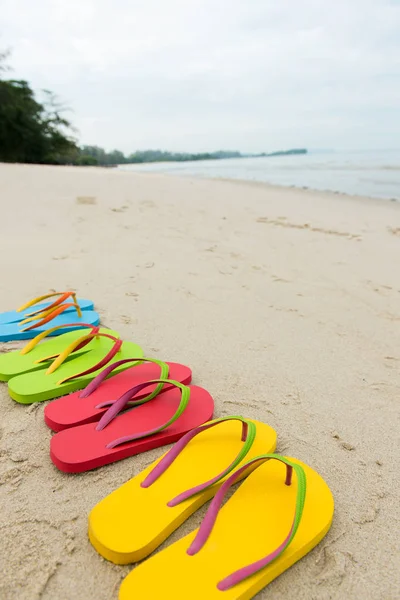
[187,456,297,592]
[95,379,190,449]
[96,380,157,430]
[79,358,156,398]
[218,521,296,591]
[141,417,252,507]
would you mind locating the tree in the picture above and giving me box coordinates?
[0,48,11,74]
[75,154,99,166]
[0,51,78,164]
[80,145,107,164]
[107,149,125,165]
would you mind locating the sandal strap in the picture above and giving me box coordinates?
[17,291,77,315]
[94,379,190,449]
[187,454,306,591]
[19,302,82,331]
[20,323,100,356]
[79,357,169,403]
[82,378,188,448]
[141,416,256,506]
[52,333,123,384]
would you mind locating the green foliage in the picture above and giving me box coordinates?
[126,149,241,163]
[75,154,98,166]
[74,147,307,166]
[78,146,125,165]
[0,52,78,164]
[77,147,242,165]
[265,149,307,157]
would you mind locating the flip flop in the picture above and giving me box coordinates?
[0,291,99,341]
[44,358,193,431]
[50,380,215,473]
[0,291,94,325]
[88,416,277,564]
[0,324,103,381]
[0,309,100,342]
[119,454,334,599]
[6,329,143,404]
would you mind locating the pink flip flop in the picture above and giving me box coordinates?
[50,380,214,473]
[44,358,192,431]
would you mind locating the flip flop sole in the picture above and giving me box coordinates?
[51,385,215,474]
[44,362,193,431]
[119,457,333,599]
[0,310,100,342]
[88,419,277,564]
[0,298,94,325]
[0,327,113,381]
[8,340,143,404]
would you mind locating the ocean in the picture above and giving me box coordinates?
[119,150,400,201]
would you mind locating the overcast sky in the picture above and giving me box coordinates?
[2,0,399,153]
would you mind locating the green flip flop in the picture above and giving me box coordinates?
[4,328,143,404]
[0,324,104,381]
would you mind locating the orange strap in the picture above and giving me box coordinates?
[17,291,77,316]
[19,302,82,331]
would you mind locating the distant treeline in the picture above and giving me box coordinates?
[0,50,307,167]
[77,146,307,166]
[76,147,242,166]
[260,148,307,157]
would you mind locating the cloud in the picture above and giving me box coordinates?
[2,0,399,151]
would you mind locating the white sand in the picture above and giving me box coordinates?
[0,163,399,600]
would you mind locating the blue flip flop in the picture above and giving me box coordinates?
[0,291,94,325]
[0,291,100,341]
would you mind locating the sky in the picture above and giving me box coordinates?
[1,0,400,153]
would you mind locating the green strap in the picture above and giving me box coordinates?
[142,416,257,506]
[100,379,191,448]
[187,453,307,591]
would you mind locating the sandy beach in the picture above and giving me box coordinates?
[0,163,399,600]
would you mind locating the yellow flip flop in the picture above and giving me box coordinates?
[119,454,334,599]
[89,416,277,565]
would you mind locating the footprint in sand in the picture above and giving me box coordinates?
[76,196,97,205]
[388,226,400,236]
[331,431,356,451]
[0,520,76,597]
[140,200,156,209]
[111,205,129,213]
[256,217,361,240]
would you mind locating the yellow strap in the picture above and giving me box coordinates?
[19,324,93,356]
[17,291,76,314]
[20,307,56,325]
[19,302,82,327]
[45,332,98,375]
[34,353,62,364]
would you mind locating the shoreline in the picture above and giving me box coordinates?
[118,160,400,204]
[0,162,400,205]
[2,162,399,204]
[1,163,399,600]
[149,169,400,206]
[213,176,400,204]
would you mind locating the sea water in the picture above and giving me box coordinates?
[120,150,400,201]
